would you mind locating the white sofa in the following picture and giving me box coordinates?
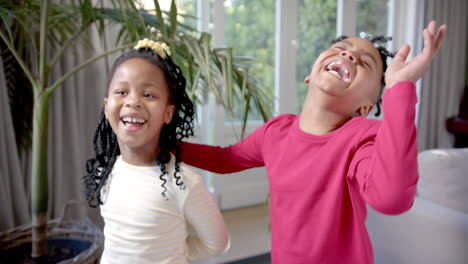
[366,148,468,264]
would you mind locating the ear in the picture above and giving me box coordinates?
[357,104,373,117]
[103,98,109,119]
[164,104,175,124]
[304,75,311,83]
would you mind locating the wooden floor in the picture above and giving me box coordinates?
[190,204,271,264]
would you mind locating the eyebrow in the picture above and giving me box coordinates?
[114,80,160,88]
[339,40,378,67]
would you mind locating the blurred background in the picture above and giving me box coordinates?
[1,0,467,263]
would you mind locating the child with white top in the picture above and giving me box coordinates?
[84,39,230,264]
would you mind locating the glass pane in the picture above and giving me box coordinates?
[356,0,390,37]
[296,0,390,114]
[224,0,275,121]
[356,0,390,119]
[175,0,198,32]
[296,0,337,113]
[136,0,197,31]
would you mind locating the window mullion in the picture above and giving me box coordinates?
[337,0,357,36]
[196,0,210,32]
[275,0,298,115]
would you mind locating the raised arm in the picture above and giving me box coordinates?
[350,82,419,214]
[179,123,267,174]
[385,20,446,89]
[350,21,447,215]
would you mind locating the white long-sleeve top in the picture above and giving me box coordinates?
[99,155,230,264]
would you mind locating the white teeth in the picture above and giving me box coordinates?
[326,60,350,83]
[326,60,343,71]
[328,70,341,79]
[122,117,146,124]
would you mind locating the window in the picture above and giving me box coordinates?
[356,0,390,37]
[223,0,275,121]
[134,0,392,209]
[296,0,337,113]
[296,0,390,113]
[136,0,197,30]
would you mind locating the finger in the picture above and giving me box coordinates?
[433,24,447,55]
[427,20,436,37]
[421,28,434,59]
[393,44,411,63]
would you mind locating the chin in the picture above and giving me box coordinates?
[313,77,349,94]
[117,135,150,148]
[313,83,346,97]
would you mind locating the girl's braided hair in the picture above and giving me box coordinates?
[332,35,394,116]
[84,42,195,207]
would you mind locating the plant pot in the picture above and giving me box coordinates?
[0,201,103,264]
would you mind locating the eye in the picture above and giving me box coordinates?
[114,90,127,96]
[144,93,155,98]
[359,59,372,69]
[332,45,345,51]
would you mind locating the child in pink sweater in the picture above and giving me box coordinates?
[179,21,446,263]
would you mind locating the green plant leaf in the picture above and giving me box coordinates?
[169,0,177,37]
[153,0,167,37]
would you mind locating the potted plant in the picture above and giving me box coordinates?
[0,0,273,262]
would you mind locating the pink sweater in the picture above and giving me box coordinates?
[180,82,419,263]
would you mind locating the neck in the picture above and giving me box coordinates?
[299,89,352,135]
[119,145,161,166]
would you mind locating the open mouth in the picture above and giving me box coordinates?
[121,116,147,130]
[326,59,351,82]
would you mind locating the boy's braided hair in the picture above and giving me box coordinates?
[84,42,194,207]
[332,35,394,116]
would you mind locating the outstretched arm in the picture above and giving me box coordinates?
[179,124,267,174]
[351,21,447,215]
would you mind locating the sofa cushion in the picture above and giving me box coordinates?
[417,148,468,214]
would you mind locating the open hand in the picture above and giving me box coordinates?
[385,21,447,89]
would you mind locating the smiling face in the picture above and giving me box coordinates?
[304,37,383,117]
[104,58,175,160]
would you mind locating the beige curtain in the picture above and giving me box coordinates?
[0,25,114,231]
[46,28,110,226]
[417,0,468,150]
[0,57,30,230]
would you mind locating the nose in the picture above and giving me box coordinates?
[340,51,355,63]
[124,95,142,108]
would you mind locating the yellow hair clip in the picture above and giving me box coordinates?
[134,38,169,59]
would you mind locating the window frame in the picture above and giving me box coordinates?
[192,0,420,209]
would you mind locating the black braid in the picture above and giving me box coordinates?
[332,35,395,116]
[84,44,194,207]
[157,156,169,200]
[84,110,120,207]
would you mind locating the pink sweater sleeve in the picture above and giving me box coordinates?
[179,125,266,174]
[349,81,419,215]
